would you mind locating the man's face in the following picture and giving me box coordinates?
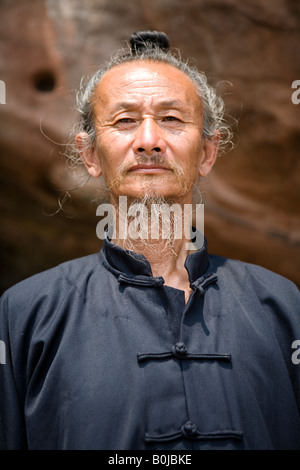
[79,61,218,203]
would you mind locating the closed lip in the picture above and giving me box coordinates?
[128,164,171,172]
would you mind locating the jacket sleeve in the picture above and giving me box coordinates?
[246,264,300,417]
[0,291,28,449]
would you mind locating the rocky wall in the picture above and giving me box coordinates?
[0,0,299,292]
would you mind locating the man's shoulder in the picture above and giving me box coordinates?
[1,252,103,302]
[208,253,299,298]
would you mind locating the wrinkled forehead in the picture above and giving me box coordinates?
[94,60,203,112]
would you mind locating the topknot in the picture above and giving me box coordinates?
[130,31,170,54]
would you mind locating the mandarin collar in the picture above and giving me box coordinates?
[100,231,211,286]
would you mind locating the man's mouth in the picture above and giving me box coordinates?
[128,163,171,173]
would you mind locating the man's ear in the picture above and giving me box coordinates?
[198,131,220,177]
[75,132,102,178]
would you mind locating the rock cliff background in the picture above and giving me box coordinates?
[0,0,300,293]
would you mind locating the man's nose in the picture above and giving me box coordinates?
[132,118,167,155]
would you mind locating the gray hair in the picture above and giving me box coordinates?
[69,40,233,168]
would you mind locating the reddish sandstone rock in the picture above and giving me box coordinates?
[0,0,299,292]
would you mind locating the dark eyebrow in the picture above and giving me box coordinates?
[110,99,186,113]
[155,99,186,109]
[111,101,137,111]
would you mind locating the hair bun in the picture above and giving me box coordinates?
[130,31,170,54]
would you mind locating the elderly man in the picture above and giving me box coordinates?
[0,31,299,450]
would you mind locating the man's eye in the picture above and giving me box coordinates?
[163,116,180,122]
[117,118,134,123]
[114,118,136,127]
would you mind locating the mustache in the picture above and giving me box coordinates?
[106,153,188,194]
[119,153,175,176]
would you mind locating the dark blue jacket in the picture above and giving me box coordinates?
[1,238,300,449]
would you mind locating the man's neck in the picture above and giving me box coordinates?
[110,195,196,301]
[115,232,192,302]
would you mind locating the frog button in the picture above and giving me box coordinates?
[181,421,198,439]
[172,342,188,359]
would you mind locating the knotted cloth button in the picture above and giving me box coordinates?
[154,276,164,287]
[196,285,205,296]
[182,421,198,439]
[172,342,188,358]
